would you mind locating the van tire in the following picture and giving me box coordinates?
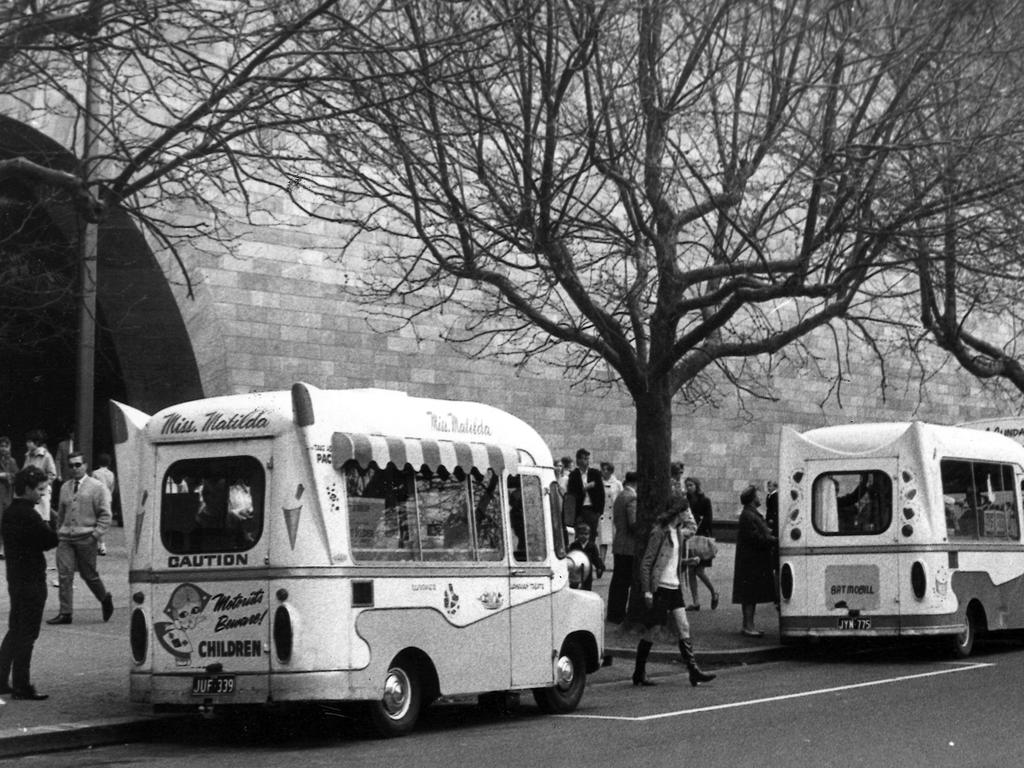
[368,658,422,737]
[951,607,977,659]
[532,638,586,714]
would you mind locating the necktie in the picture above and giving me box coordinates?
[73,480,80,494]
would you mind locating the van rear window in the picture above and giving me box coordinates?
[161,456,264,554]
[811,470,893,535]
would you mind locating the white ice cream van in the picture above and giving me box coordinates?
[112,383,605,735]
[778,421,1024,657]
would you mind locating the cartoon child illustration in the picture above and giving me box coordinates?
[154,583,213,666]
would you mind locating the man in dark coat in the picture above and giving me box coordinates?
[0,466,60,700]
[566,448,605,539]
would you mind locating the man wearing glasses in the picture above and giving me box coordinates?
[46,452,114,626]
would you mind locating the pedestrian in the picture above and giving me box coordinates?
[567,448,604,542]
[732,484,778,637]
[46,452,114,626]
[606,470,638,624]
[54,427,75,484]
[567,523,605,591]
[0,465,59,700]
[22,429,56,524]
[0,436,20,558]
[556,456,574,545]
[91,452,117,556]
[666,460,688,518]
[599,462,622,562]
[685,476,720,611]
[631,487,716,688]
[765,479,780,608]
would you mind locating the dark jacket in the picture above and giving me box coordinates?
[2,498,59,583]
[567,467,605,518]
[611,485,638,556]
[732,503,777,605]
[568,538,605,590]
[688,493,713,537]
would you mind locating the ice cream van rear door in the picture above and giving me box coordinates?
[150,442,272,700]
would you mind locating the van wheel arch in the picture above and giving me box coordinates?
[366,649,439,737]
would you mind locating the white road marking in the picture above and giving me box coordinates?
[562,662,994,721]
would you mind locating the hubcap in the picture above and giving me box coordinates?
[381,668,411,719]
[555,654,575,690]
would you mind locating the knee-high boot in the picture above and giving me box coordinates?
[632,639,657,686]
[679,638,716,687]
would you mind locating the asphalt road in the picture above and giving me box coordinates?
[17,639,1024,768]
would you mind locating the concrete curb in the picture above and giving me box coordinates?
[0,715,178,760]
[608,644,795,667]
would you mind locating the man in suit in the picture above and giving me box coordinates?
[567,448,605,541]
[47,452,114,626]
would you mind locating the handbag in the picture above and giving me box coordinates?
[689,534,718,561]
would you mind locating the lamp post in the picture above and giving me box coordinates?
[75,24,100,466]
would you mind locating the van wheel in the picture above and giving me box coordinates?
[951,608,977,659]
[532,638,586,714]
[368,659,422,737]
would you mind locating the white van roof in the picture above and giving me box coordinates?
[787,421,1024,463]
[139,383,553,468]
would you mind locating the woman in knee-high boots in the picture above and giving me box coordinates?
[632,481,716,688]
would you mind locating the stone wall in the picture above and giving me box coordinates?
[157,216,1021,522]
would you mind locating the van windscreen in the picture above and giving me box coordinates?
[160,456,264,554]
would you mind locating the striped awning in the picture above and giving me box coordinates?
[331,433,519,475]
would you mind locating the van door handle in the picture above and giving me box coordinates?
[511,569,526,576]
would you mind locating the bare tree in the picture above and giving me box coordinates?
[0,0,349,313]
[897,5,1024,395]
[275,0,1024,523]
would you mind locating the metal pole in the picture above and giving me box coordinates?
[76,31,99,465]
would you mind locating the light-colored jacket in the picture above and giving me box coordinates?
[57,475,111,540]
[639,509,697,594]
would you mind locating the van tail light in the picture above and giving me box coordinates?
[130,609,148,664]
[780,562,794,601]
[911,561,927,600]
[273,606,293,662]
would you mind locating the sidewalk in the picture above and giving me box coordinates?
[593,539,789,667]
[0,526,168,758]
[0,530,786,757]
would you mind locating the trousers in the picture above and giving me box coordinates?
[0,579,47,689]
[56,535,109,614]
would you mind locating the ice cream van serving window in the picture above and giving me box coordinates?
[344,460,504,562]
[160,456,264,554]
[811,470,893,535]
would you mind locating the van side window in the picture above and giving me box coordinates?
[345,461,505,562]
[511,474,547,563]
[811,470,892,535]
[941,459,1021,541]
[160,456,264,554]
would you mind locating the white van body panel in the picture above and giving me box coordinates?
[112,383,604,710]
[778,421,1024,644]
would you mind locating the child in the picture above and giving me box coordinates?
[568,523,605,591]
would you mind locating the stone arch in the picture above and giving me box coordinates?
[0,115,203,450]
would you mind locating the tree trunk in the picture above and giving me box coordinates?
[625,379,675,621]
